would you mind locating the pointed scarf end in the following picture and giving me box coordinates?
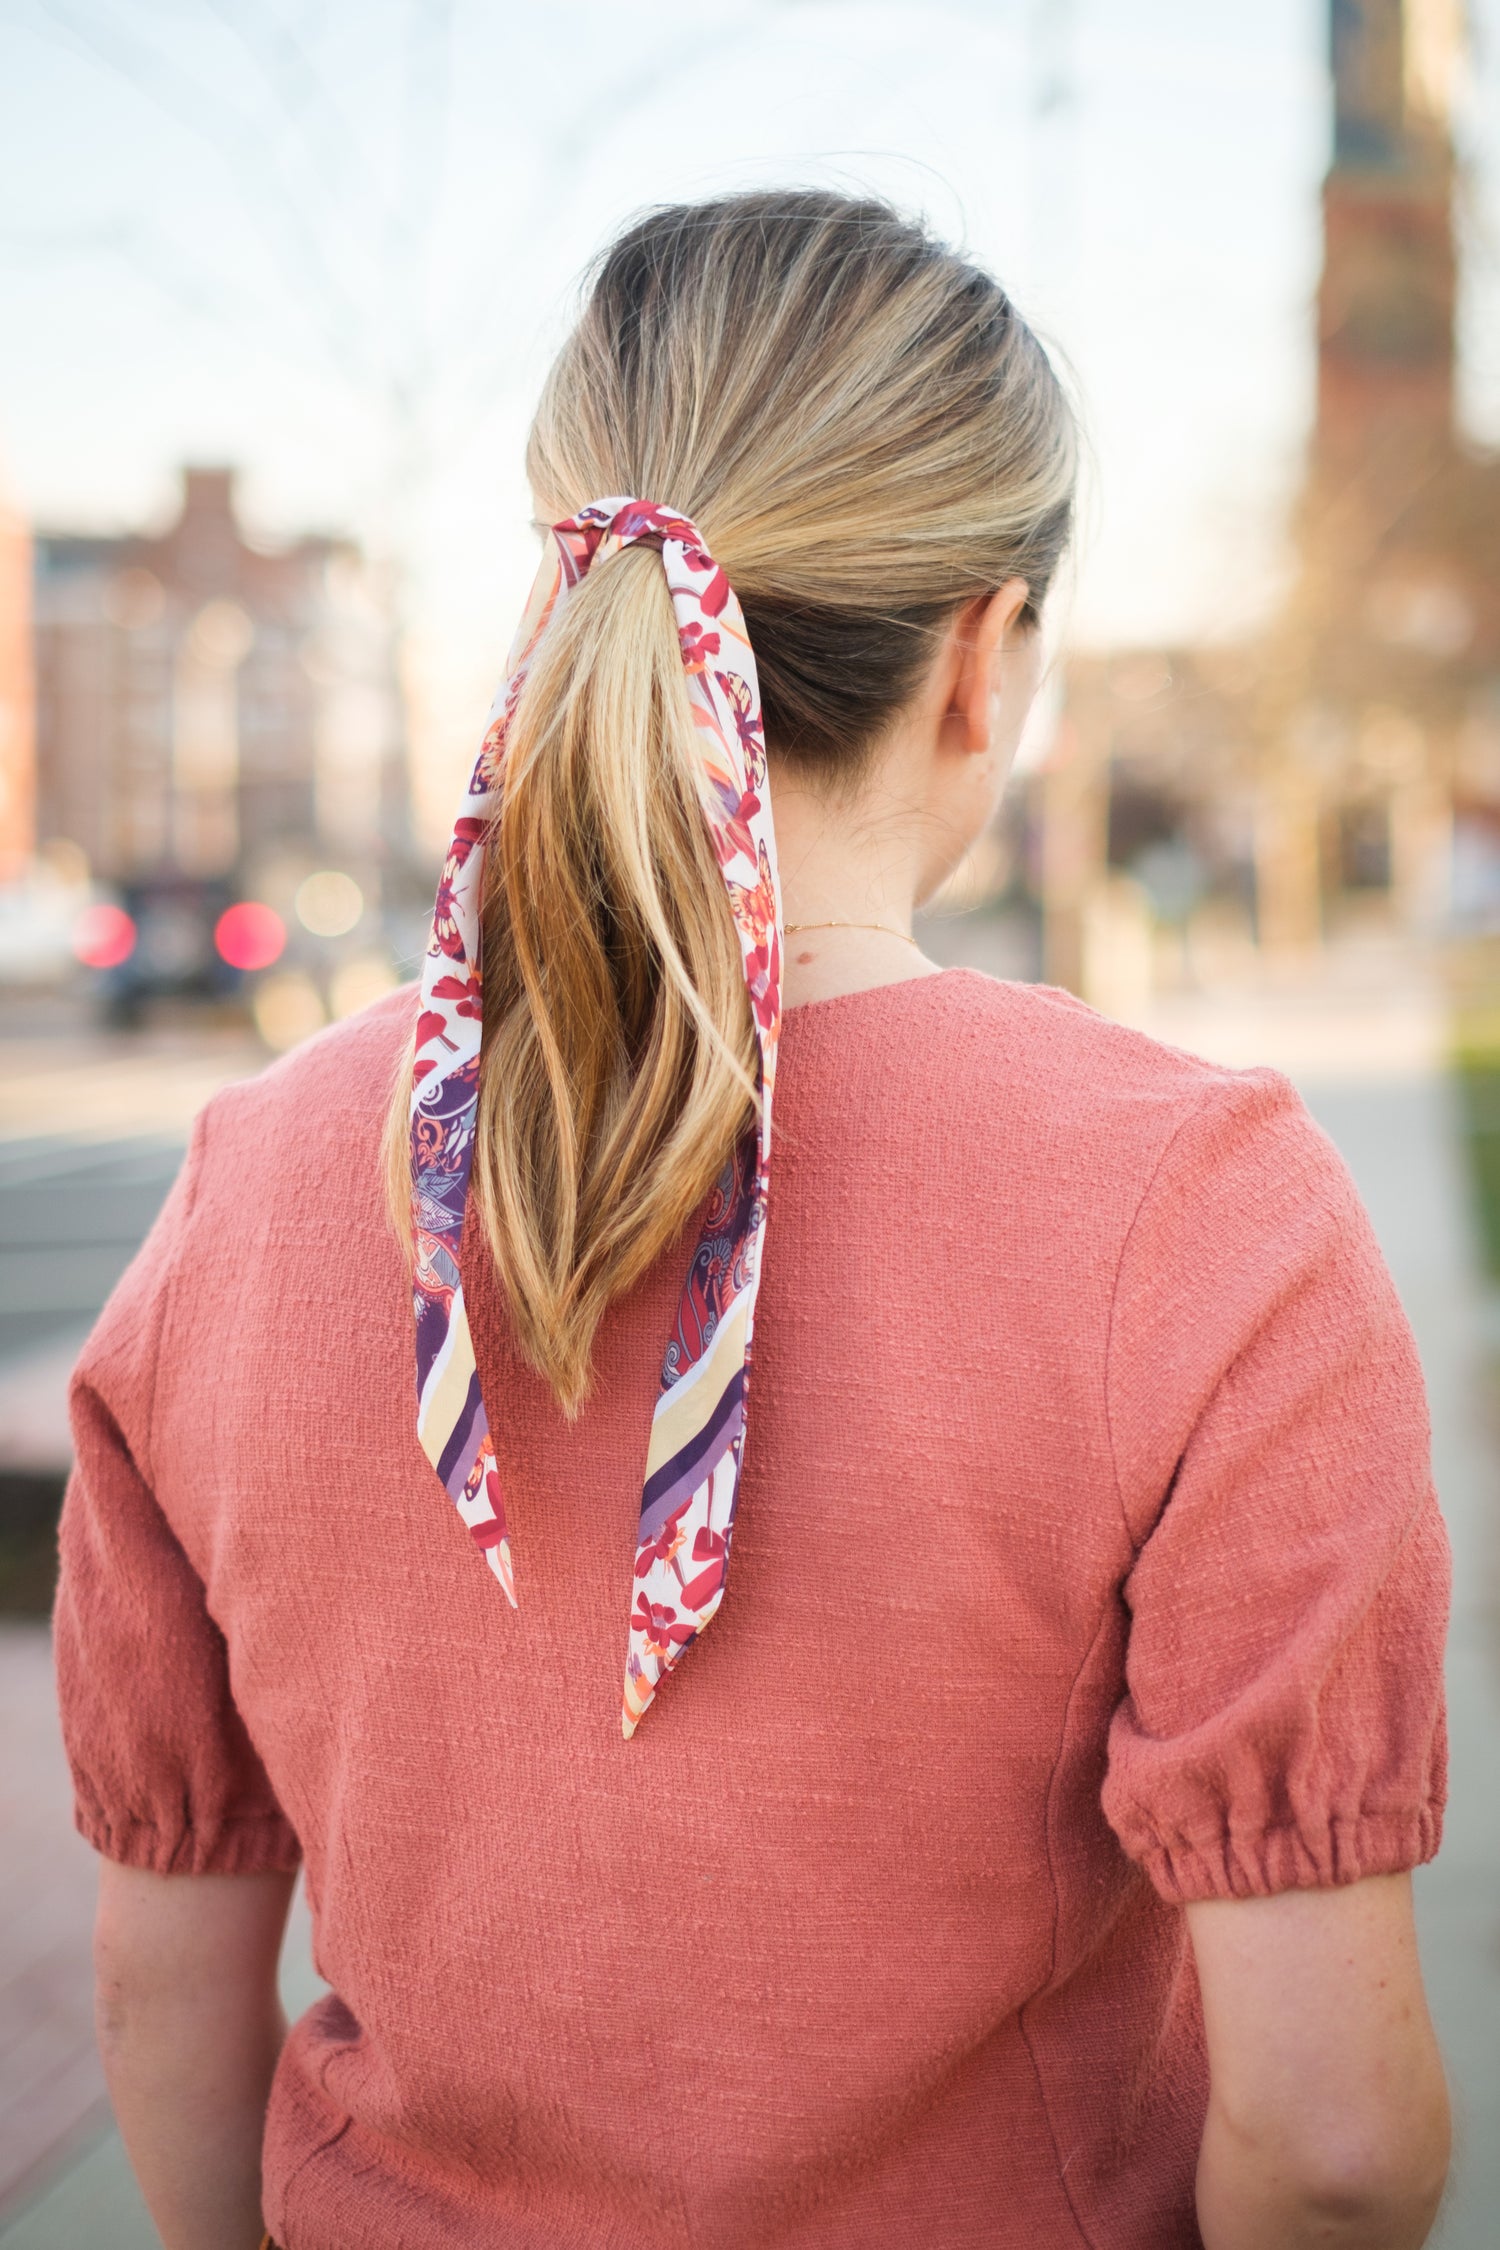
[485,1537,517,1607]
[622,1657,661,1739]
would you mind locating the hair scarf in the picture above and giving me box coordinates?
[409,499,782,1737]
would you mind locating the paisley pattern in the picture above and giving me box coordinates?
[409,499,782,1736]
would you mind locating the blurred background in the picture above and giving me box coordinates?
[1,0,1498,2242]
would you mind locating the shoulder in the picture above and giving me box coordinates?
[779,967,1340,1273]
[900,967,1316,1183]
[930,966,1251,1094]
[935,975,1399,1337]
[70,990,417,1458]
[199,983,415,1161]
[187,984,417,1233]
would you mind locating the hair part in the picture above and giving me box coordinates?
[390,189,1076,1411]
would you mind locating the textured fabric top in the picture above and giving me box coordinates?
[54,971,1449,2250]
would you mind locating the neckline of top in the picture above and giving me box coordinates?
[779,964,979,1029]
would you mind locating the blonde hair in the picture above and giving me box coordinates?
[389,191,1076,1411]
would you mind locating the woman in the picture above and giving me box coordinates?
[58,192,1451,2250]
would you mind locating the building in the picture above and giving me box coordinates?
[33,467,410,901]
[1044,0,1500,991]
[0,469,33,881]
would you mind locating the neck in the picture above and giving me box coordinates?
[767,755,942,1010]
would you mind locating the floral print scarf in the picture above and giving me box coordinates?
[409,500,782,1736]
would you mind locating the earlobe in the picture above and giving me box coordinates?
[963,667,995,756]
[963,584,1020,754]
[943,578,1031,755]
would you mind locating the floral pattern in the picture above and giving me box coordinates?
[409,498,781,1736]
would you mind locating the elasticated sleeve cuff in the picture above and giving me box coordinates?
[73,1795,303,1877]
[1134,1803,1444,1904]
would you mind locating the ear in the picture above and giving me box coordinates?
[950,579,1031,753]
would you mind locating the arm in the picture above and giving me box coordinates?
[1188,1872,1449,2250]
[94,1860,297,2250]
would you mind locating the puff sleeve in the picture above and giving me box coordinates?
[1101,1069,1449,1903]
[52,1112,301,1876]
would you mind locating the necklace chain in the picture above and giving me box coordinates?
[784,919,922,949]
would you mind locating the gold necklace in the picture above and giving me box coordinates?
[784,919,923,949]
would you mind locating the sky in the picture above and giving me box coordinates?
[3,0,1500,831]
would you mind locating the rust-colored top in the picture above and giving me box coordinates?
[55,972,1448,2250]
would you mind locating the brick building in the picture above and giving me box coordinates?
[33,467,409,898]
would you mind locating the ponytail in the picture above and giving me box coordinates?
[471,544,755,1409]
[384,542,755,1418]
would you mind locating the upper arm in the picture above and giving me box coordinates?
[95,1863,297,2027]
[1186,1874,1448,2187]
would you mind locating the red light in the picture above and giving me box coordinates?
[72,901,137,969]
[215,901,286,973]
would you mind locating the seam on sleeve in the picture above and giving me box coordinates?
[1101,1086,1225,1556]
[1103,1069,1305,1554]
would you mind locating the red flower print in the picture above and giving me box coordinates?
[677,1525,727,1612]
[431,971,482,1021]
[416,1008,456,1052]
[631,1593,696,1658]
[675,541,729,614]
[704,768,758,868]
[746,924,782,1033]
[678,619,721,671]
[636,1497,692,1576]
[432,818,484,960]
[728,841,778,964]
[606,503,662,544]
[677,1560,724,1611]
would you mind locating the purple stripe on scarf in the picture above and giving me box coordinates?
[413,1294,452,1398]
[636,1369,745,1545]
[436,1370,487,1494]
